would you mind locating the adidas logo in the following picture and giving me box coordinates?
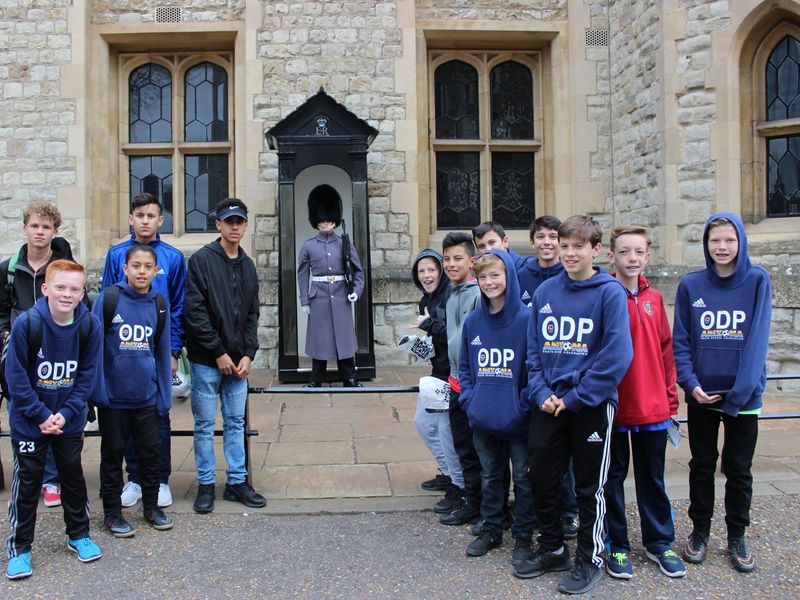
[157,267,166,275]
[112,314,124,324]
[521,290,531,301]
[692,298,706,308]
[37,349,44,359]
[539,303,553,314]
[587,431,603,443]
[470,335,482,346]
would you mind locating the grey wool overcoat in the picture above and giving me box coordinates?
[297,231,365,360]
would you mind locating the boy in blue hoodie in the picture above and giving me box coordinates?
[93,244,173,538]
[458,250,535,570]
[673,213,772,574]
[5,260,103,580]
[519,215,633,595]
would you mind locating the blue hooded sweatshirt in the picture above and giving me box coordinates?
[672,212,772,416]
[458,250,531,440]
[102,233,186,354]
[5,297,102,441]
[525,266,633,412]
[516,257,564,308]
[91,282,172,416]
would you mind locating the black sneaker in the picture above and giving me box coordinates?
[466,528,502,557]
[433,485,462,514]
[193,483,215,514]
[421,473,451,492]
[562,515,579,540]
[682,531,708,564]
[103,513,135,538]
[513,545,571,579]
[143,508,174,531]
[223,482,267,508]
[558,559,603,595]
[728,537,756,573]
[439,498,479,526]
[472,512,513,535]
[511,537,533,569]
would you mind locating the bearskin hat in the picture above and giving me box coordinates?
[308,184,343,228]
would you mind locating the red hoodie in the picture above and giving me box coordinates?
[613,274,678,426]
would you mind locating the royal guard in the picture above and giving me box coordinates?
[297,185,365,387]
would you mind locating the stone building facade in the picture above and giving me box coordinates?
[1,0,798,388]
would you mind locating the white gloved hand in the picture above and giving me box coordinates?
[301,305,310,315]
[348,293,358,302]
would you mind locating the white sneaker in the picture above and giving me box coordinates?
[120,481,142,507]
[157,483,173,508]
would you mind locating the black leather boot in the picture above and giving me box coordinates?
[344,379,363,388]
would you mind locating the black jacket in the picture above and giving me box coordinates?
[412,249,450,381]
[0,237,78,334]
[184,239,260,367]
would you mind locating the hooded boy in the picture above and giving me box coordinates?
[5,260,103,579]
[673,212,772,573]
[410,249,463,513]
[458,249,535,565]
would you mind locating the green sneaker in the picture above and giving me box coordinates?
[646,548,687,578]
[606,550,633,579]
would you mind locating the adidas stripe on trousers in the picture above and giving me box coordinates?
[529,401,615,568]
[6,434,90,557]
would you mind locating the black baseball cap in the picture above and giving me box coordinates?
[216,199,248,221]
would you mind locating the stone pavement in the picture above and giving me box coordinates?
[1,366,799,513]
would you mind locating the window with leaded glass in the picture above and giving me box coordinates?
[431,54,540,230]
[122,55,232,235]
[765,36,800,218]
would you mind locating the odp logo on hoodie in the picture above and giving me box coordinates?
[477,347,515,379]
[36,352,78,391]
[699,310,745,341]
[541,315,592,356]
[118,324,153,351]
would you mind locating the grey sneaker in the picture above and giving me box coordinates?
[683,531,708,564]
[558,559,603,595]
[103,513,135,538]
[728,537,756,573]
[513,545,571,579]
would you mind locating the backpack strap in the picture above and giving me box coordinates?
[25,309,44,369]
[7,252,19,287]
[102,285,121,332]
[154,293,167,352]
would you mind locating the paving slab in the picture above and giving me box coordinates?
[281,406,396,425]
[255,464,391,499]
[265,441,354,466]
[351,421,418,439]
[387,461,445,497]
[279,423,352,443]
[355,436,432,464]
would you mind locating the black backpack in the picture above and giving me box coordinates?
[0,309,94,403]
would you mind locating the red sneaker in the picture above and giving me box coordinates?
[42,484,61,507]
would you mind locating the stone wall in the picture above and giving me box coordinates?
[89,0,244,24]
[607,0,665,248]
[672,0,728,265]
[0,1,79,258]
[415,0,567,21]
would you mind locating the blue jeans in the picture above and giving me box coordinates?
[414,397,463,488]
[190,363,248,486]
[473,430,536,541]
[43,446,58,486]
